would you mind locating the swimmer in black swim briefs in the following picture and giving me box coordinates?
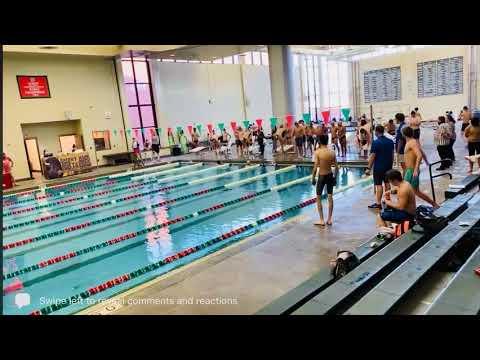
[315,172,335,196]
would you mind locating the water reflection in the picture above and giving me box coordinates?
[144,206,172,263]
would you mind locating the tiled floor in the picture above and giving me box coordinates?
[67,126,479,315]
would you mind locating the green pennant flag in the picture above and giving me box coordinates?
[157,127,162,134]
[141,128,145,135]
[243,120,250,129]
[176,126,183,133]
[218,123,225,131]
[196,124,202,134]
[341,108,351,121]
[302,113,311,124]
[270,117,278,129]
[127,129,132,136]
[113,129,117,136]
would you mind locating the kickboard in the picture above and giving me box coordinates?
[190,146,207,153]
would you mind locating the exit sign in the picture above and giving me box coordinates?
[17,75,51,99]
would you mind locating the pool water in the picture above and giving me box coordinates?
[2,162,368,315]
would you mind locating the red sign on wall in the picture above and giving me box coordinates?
[17,76,51,98]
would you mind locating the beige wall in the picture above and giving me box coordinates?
[3,53,127,179]
[21,120,82,155]
[358,46,470,122]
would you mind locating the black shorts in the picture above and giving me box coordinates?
[308,136,315,144]
[461,123,469,132]
[316,173,335,196]
[235,139,242,146]
[468,142,480,156]
[151,144,160,153]
[412,128,420,139]
[295,137,304,147]
[373,170,388,186]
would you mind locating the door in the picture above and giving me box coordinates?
[24,137,42,177]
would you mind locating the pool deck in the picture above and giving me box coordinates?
[76,126,476,315]
[5,125,462,315]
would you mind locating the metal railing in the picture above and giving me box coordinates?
[428,159,452,203]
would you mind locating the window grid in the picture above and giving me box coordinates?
[121,51,158,149]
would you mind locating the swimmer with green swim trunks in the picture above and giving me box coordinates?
[402,126,439,208]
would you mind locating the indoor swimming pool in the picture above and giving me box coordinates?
[3,161,371,315]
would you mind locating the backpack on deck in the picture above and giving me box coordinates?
[414,205,448,235]
[330,251,360,280]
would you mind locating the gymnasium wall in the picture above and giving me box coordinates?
[149,61,273,145]
[3,53,127,180]
[357,45,470,122]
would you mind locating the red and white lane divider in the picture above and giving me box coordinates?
[4,172,312,280]
[2,163,191,205]
[2,164,206,218]
[27,197,317,315]
[25,177,373,315]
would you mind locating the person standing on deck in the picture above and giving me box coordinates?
[366,125,394,210]
[402,126,439,208]
[311,134,338,226]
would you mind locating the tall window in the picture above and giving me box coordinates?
[298,54,352,122]
[121,52,158,149]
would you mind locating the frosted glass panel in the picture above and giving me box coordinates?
[134,61,149,83]
[125,84,138,106]
[122,61,134,83]
[127,107,141,128]
[140,106,155,127]
[136,84,152,105]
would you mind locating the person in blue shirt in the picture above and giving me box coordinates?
[395,113,407,175]
[365,125,394,209]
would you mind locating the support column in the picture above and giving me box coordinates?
[268,45,296,119]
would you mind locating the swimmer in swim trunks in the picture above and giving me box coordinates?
[379,169,416,227]
[294,122,305,157]
[402,126,439,208]
[312,134,338,226]
[306,123,315,157]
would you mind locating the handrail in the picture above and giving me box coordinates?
[428,159,452,203]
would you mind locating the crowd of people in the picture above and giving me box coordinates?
[311,106,480,229]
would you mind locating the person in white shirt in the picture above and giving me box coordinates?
[434,116,452,170]
[151,132,160,161]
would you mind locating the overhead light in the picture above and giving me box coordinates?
[170,54,175,57]
[157,59,161,62]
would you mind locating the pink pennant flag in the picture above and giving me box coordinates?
[321,110,331,124]
[285,114,294,128]
[256,119,263,128]
[187,125,193,135]
[230,121,237,131]
[207,124,213,133]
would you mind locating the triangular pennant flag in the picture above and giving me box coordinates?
[119,129,124,136]
[176,126,183,133]
[113,129,117,136]
[218,123,225,131]
[127,129,132,136]
[230,121,237,131]
[187,125,193,135]
[150,128,156,135]
[270,117,278,129]
[141,128,145,135]
[256,119,263,128]
[207,124,213,134]
[157,127,162,134]
[302,113,311,124]
[167,127,172,135]
[243,120,250,129]
[341,108,351,121]
[285,114,294,128]
[196,124,202,134]
[321,110,331,124]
